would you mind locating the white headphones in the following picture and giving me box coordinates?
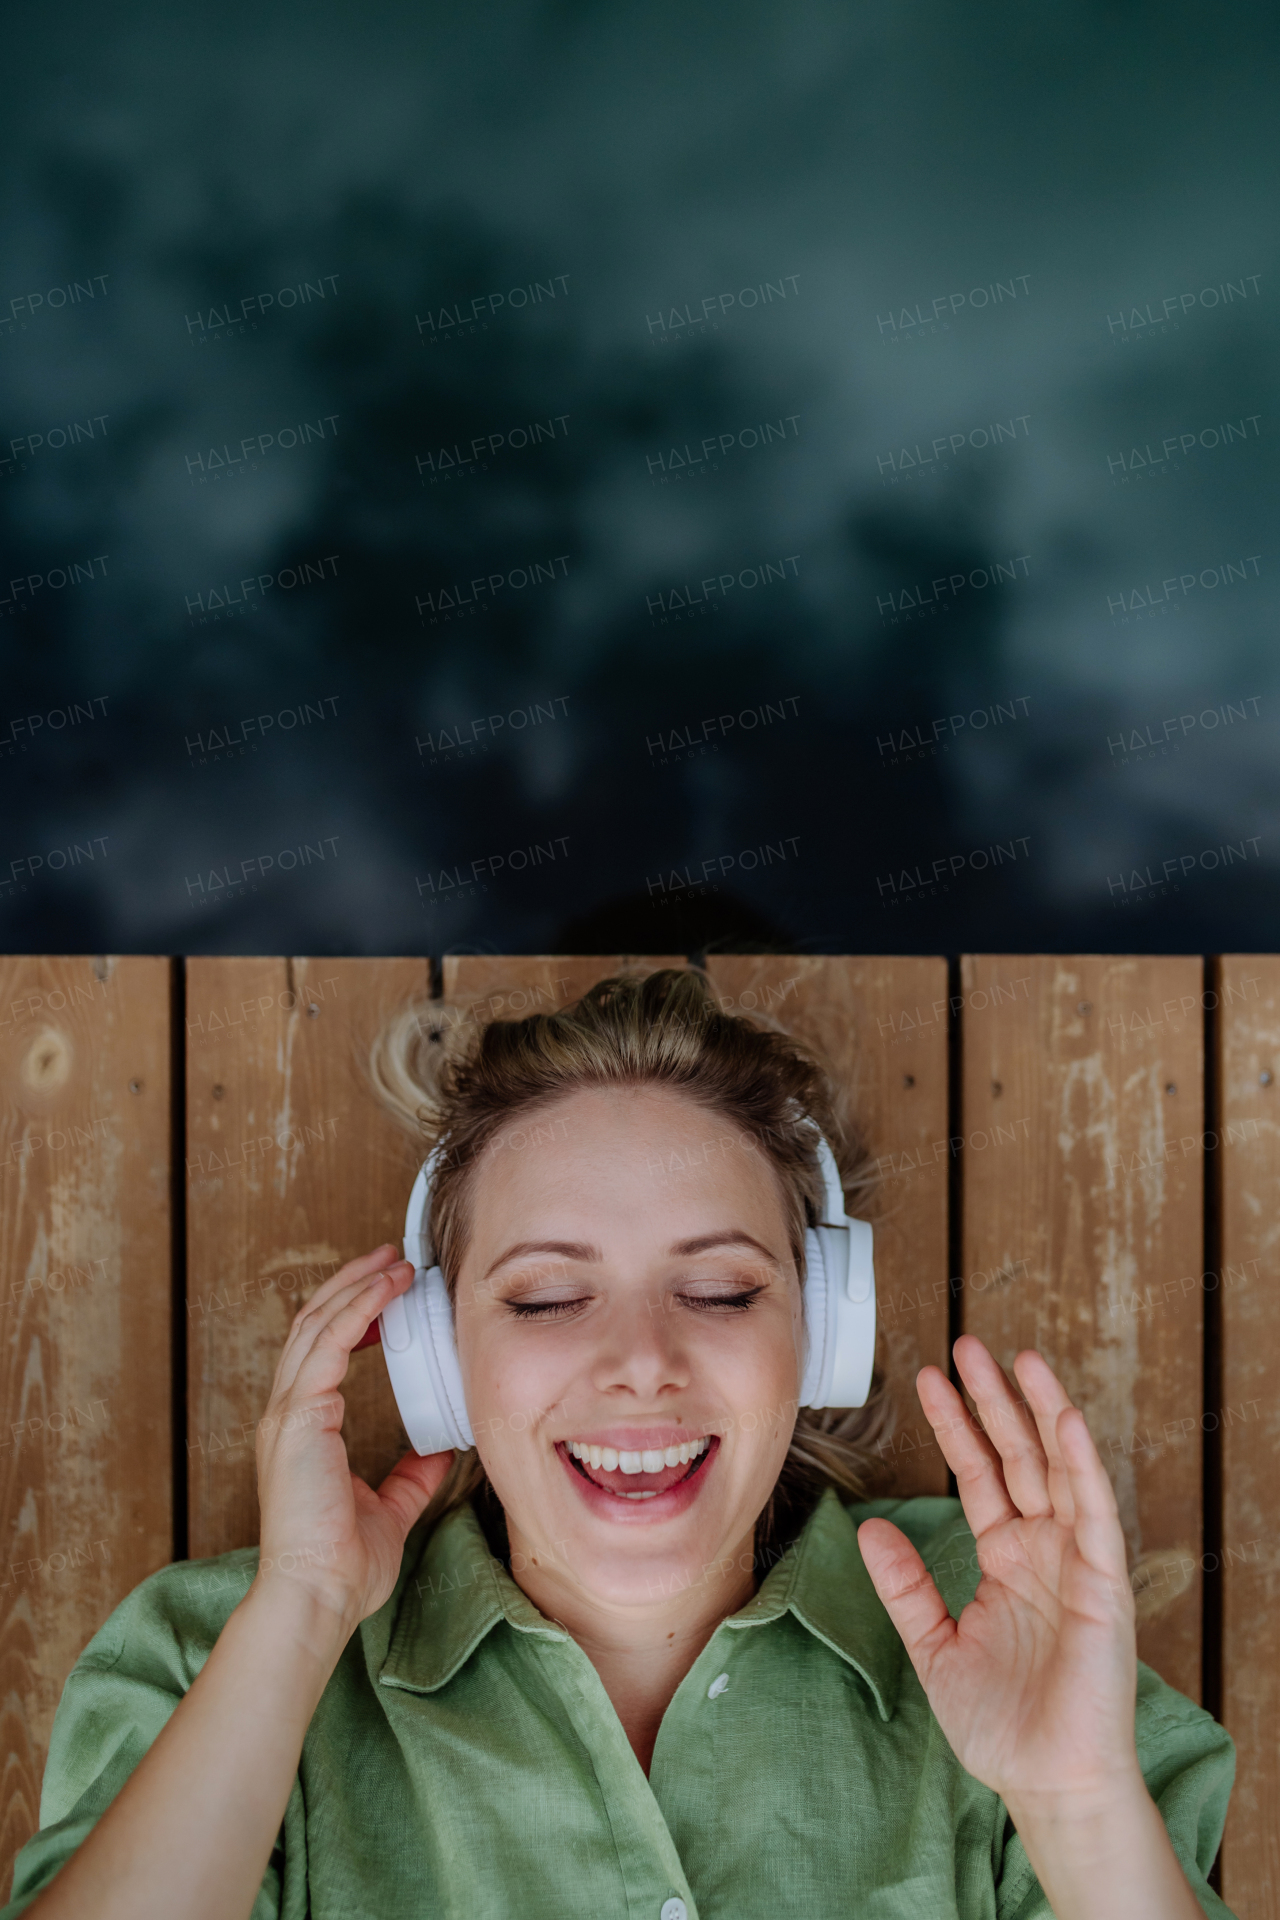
[375,1125,876,1455]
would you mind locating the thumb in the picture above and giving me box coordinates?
[857,1517,957,1679]
[373,1448,455,1537]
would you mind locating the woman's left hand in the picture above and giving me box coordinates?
[857,1335,1140,1806]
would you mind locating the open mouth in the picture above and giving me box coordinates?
[557,1435,718,1502]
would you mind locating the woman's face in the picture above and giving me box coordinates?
[452,1085,805,1610]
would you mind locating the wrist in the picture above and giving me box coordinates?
[1003,1766,1155,1853]
[238,1565,360,1673]
[1002,1770,1203,1920]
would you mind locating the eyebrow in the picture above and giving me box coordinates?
[482,1240,600,1279]
[481,1230,782,1282]
[669,1231,781,1264]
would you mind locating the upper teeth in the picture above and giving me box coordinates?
[567,1436,710,1474]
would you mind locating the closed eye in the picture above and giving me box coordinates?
[506,1286,766,1319]
[507,1298,589,1320]
[677,1286,765,1313]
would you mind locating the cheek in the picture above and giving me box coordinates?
[457,1313,577,1455]
[739,1302,805,1445]
[708,1308,803,1421]
[462,1357,550,1499]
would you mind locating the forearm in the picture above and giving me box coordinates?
[28,1577,352,1920]
[1005,1774,1205,1920]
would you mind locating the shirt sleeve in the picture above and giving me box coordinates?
[0,1554,295,1919]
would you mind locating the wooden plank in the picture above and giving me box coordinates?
[704,956,950,1499]
[440,955,687,1023]
[185,959,429,1558]
[959,956,1204,1699]
[0,957,172,1892]
[1216,955,1280,1919]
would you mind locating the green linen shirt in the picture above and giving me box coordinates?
[3,1490,1236,1920]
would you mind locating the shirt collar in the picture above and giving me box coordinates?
[379,1501,570,1696]
[379,1486,903,1720]
[720,1486,904,1720]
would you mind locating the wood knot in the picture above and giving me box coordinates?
[22,1025,72,1093]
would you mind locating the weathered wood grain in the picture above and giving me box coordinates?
[185,959,429,1558]
[0,956,172,1893]
[440,955,687,1016]
[704,956,950,1498]
[959,956,1204,1698]
[1215,955,1280,1919]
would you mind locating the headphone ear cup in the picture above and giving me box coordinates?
[799,1227,829,1407]
[419,1267,474,1449]
[379,1265,473,1455]
[800,1221,876,1411]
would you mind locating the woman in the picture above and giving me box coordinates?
[4,971,1233,1919]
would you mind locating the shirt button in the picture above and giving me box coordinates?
[706,1672,729,1699]
[660,1901,688,1920]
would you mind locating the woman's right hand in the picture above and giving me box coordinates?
[254,1245,454,1635]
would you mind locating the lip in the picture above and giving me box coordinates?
[557,1426,713,1451]
[555,1435,720,1522]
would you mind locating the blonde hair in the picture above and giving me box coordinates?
[369,968,892,1559]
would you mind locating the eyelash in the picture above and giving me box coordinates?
[508,1288,765,1320]
[689,1288,763,1314]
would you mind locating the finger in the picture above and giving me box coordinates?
[279,1245,403,1353]
[290,1265,413,1394]
[914,1365,1020,1536]
[273,1265,403,1395]
[304,1243,402,1312]
[371,1449,454,1538]
[857,1519,957,1685]
[952,1335,1053,1520]
[1057,1406,1129,1585]
[278,1264,413,1399]
[274,1251,401,1388]
[288,1256,411,1350]
[1011,1348,1080,1523]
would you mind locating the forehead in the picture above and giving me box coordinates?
[463,1083,791,1236]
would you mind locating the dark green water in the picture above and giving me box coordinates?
[0,0,1276,954]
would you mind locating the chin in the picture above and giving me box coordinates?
[562,1513,744,1609]
[521,1433,767,1608]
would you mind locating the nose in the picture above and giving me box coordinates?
[587,1287,693,1399]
